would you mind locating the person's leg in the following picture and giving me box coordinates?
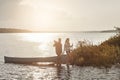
[57,54,61,66]
[66,51,70,68]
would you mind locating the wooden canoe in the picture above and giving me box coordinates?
[4,55,67,64]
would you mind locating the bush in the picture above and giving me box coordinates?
[101,34,120,46]
[71,34,120,67]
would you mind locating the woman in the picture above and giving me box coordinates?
[64,38,73,65]
[64,38,72,54]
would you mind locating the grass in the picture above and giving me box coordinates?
[70,34,120,67]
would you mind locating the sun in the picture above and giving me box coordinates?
[35,11,55,28]
[19,0,56,28]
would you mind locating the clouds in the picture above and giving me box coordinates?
[0,0,120,31]
[0,0,73,30]
[18,0,73,29]
[0,0,38,27]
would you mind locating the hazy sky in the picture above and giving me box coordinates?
[0,0,120,31]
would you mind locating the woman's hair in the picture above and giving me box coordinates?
[65,38,69,43]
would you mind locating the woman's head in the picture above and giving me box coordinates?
[65,38,69,43]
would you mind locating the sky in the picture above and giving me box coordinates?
[0,0,120,31]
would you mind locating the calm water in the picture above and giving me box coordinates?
[0,32,120,80]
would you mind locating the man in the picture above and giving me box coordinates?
[53,38,62,66]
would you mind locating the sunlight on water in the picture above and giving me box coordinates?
[20,33,56,54]
[19,33,56,43]
[17,33,59,57]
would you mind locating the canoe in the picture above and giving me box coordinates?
[4,55,67,64]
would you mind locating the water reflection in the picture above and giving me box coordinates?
[56,66,62,79]
[56,65,71,80]
[0,62,120,80]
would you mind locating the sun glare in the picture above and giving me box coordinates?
[19,0,56,29]
[35,12,55,27]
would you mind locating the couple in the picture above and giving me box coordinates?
[53,38,73,65]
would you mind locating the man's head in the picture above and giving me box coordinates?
[58,38,61,42]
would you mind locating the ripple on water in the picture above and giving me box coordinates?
[0,62,120,80]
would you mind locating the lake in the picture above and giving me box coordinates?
[0,32,120,80]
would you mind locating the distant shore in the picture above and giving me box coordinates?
[0,28,31,33]
[0,28,118,33]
